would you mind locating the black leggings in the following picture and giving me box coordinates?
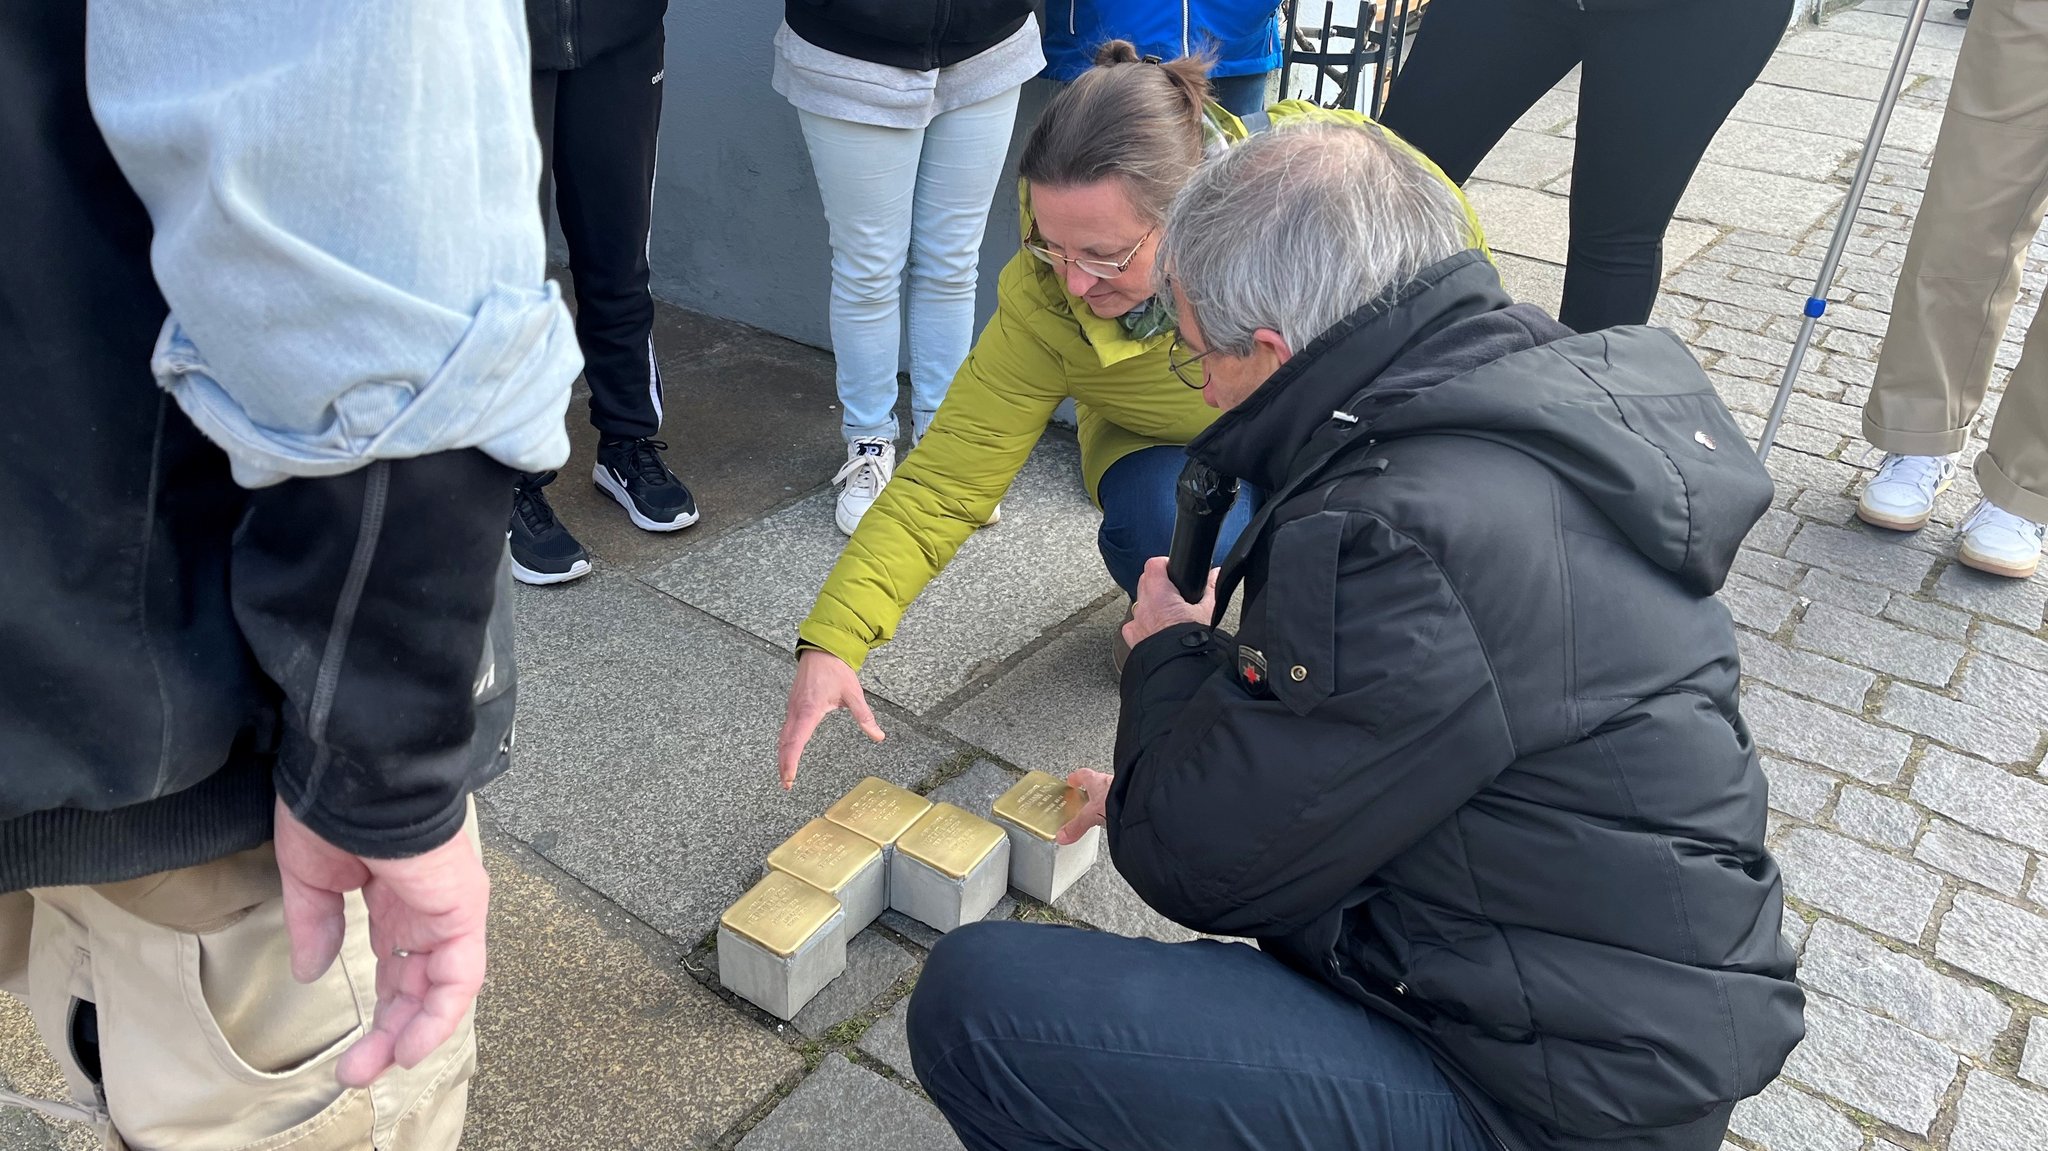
[1380,0,1791,332]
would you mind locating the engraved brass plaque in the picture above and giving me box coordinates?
[720,871,840,958]
[766,818,882,895]
[896,803,1006,880]
[823,776,931,847]
[991,771,1085,843]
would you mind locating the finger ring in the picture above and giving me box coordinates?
[391,947,416,959]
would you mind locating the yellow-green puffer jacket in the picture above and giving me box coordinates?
[798,100,1488,669]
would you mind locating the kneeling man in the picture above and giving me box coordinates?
[906,121,1805,1151]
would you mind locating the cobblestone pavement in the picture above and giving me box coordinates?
[5,3,2048,1149]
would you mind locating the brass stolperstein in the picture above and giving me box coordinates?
[991,771,1086,843]
[721,871,840,959]
[896,803,1007,881]
[824,776,932,848]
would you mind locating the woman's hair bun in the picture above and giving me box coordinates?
[1092,39,1143,66]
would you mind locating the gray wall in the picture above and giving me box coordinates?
[649,2,1055,351]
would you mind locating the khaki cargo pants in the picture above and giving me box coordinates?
[0,828,475,1150]
[1863,0,2048,519]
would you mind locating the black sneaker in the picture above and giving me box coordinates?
[594,437,699,532]
[509,472,592,585]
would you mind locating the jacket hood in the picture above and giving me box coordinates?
[1192,252,1772,594]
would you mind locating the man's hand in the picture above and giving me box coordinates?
[1123,556,1217,651]
[1056,767,1114,845]
[778,649,885,789]
[274,799,488,1089]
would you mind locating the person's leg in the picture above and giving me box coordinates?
[552,26,667,441]
[1559,0,1789,331]
[797,110,926,445]
[906,86,1023,441]
[18,836,476,1150]
[909,922,1492,1151]
[1209,71,1273,119]
[1098,446,1260,599]
[1375,0,1580,185]
[1868,0,2048,464]
[533,67,560,238]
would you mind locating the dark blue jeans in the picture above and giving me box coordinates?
[1209,71,1276,118]
[1096,445,1258,600]
[908,922,1495,1151]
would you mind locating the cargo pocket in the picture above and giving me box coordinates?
[91,893,372,1151]
[1262,512,1346,716]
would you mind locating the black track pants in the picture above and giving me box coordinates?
[534,25,666,440]
[1380,0,1791,332]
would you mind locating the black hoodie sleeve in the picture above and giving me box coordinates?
[231,449,518,858]
[1107,508,1519,936]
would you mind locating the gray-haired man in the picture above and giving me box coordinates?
[905,120,1803,1151]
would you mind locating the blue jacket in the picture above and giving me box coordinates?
[1040,1,1283,81]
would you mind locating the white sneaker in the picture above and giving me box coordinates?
[1856,453,1958,531]
[834,437,895,536]
[1958,499,2045,579]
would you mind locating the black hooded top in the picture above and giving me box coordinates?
[1110,252,1804,1151]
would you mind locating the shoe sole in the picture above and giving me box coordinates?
[835,503,865,537]
[511,555,592,585]
[1856,471,1955,533]
[1958,543,2039,579]
[594,466,700,533]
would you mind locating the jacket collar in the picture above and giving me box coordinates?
[1187,251,1511,493]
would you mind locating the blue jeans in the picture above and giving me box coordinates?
[798,89,1023,444]
[908,922,1495,1151]
[1209,70,1276,118]
[1097,445,1258,599]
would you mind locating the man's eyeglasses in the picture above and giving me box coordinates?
[1168,332,1213,389]
[1024,228,1154,280]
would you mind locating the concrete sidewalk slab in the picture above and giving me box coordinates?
[735,1055,961,1151]
[530,313,849,581]
[942,600,1125,781]
[462,839,800,1151]
[648,434,1114,715]
[494,571,961,943]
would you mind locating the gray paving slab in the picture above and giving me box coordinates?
[1463,182,1571,266]
[1701,118,1859,183]
[1773,827,1942,942]
[789,929,918,1039]
[2023,1018,2048,1090]
[1763,757,1839,820]
[1936,892,2048,1003]
[856,994,917,1077]
[497,570,959,943]
[1741,685,1913,784]
[737,1054,962,1151]
[1909,749,2048,854]
[1053,857,1201,944]
[1879,685,2039,763]
[942,601,1125,780]
[1727,1081,1863,1151]
[1797,920,2011,1057]
[647,434,1113,715]
[1729,83,1945,154]
[1915,818,2029,896]
[1676,162,1844,237]
[1781,991,1958,1134]
[1494,254,1566,317]
[1946,1071,2048,1151]
[1470,128,1577,190]
[462,840,801,1151]
[535,302,851,579]
[1830,787,1922,849]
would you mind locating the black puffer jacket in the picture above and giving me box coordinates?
[1110,253,1804,1151]
[784,0,1039,70]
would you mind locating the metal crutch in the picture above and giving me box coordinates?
[1754,0,1936,462]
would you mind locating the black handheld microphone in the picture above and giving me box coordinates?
[1164,458,1239,603]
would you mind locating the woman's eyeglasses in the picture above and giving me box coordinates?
[1167,332,1213,388]
[1024,228,1154,280]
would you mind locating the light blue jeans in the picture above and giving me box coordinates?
[798,88,1021,444]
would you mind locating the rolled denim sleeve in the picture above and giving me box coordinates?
[85,0,579,487]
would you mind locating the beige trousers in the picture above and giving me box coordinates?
[0,822,476,1151]
[1864,0,2048,520]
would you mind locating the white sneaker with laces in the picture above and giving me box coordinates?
[1958,499,2045,579]
[1856,452,1958,531]
[834,437,896,536]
